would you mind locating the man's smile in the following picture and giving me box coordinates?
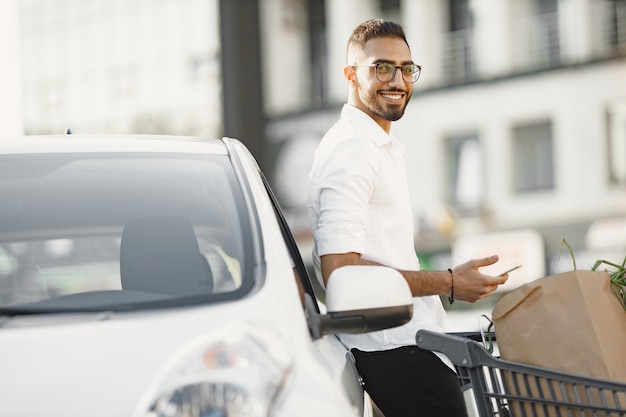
[380,91,406,102]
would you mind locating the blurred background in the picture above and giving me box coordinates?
[1,0,625,329]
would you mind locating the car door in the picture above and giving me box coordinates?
[260,172,370,416]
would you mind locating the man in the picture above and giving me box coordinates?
[308,19,509,417]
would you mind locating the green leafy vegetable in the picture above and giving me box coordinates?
[592,258,626,311]
[560,238,625,311]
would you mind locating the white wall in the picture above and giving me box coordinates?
[395,60,626,232]
[0,0,23,138]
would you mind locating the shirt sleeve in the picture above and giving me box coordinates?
[315,139,379,257]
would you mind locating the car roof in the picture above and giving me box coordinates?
[0,134,230,155]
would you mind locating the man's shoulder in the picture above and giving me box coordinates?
[324,115,358,138]
[317,133,376,165]
[320,117,377,152]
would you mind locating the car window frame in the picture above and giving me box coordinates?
[259,172,321,314]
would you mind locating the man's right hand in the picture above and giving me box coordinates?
[449,255,509,302]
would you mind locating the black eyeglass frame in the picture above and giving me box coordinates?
[352,63,422,83]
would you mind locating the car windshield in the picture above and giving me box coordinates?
[0,152,254,313]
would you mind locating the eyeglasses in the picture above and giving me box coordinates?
[353,63,422,83]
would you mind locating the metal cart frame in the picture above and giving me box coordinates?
[416,330,626,417]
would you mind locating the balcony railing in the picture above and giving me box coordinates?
[442,28,475,85]
[439,1,625,87]
[593,0,626,57]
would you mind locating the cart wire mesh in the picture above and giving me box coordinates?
[416,330,626,417]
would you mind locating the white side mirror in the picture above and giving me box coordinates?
[326,265,413,312]
[306,265,413,338]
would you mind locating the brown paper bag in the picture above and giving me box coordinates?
[492,271,626,416]
[492,270,626,383]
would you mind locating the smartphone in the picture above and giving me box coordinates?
[499,265,522,276]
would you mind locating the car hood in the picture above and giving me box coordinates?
[0,301,291,417]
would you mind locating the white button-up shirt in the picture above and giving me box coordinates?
[308,104,447,351]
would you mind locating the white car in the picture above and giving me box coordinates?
[0,134,413,417]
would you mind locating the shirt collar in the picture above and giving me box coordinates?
[341,104,405,152]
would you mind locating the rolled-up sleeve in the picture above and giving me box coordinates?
[314,139,378,257]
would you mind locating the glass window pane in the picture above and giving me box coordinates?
[0,153,252,308]
[446,132,484,212]
[512,121,555,193]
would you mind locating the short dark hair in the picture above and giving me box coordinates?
[347,19,409,58]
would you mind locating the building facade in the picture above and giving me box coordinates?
[264,0,626,329]
[14,0,626,327]
[17,0,222,137]
[267,0,626,272]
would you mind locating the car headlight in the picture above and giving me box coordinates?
[134,323,292,417]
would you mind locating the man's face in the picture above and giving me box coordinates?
[350,37,414,127]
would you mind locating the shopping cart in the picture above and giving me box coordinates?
[416,329,626,417]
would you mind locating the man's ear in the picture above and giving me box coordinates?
[344,65,357,85]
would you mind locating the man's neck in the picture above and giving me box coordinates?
[346,103,392,134]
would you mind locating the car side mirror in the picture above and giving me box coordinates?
[306,265,413,339]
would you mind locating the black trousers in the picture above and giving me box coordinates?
[351,346,468,417]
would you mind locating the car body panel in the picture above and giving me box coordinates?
[0,135,410,416]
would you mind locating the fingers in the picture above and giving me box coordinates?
[453,255,509,302]
[489,271,509,294]
[473,280,505,301]
[493,272,509,285]
[472,254,499,268]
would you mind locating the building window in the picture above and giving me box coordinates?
[446,132,484,214]
[533,0,561,67]
[512,121,555,193]
[513,0,562,72]
[443,0,475,85]
[593,0,626,56]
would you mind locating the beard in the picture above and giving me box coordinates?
[358,86,412,122]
